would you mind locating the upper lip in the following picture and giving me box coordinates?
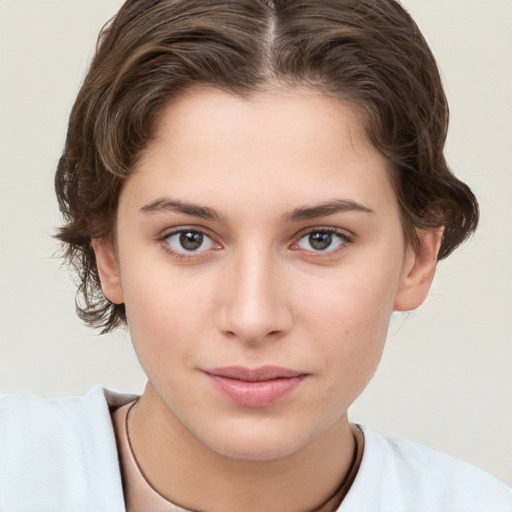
[203,366,307,382]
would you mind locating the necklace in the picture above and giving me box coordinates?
[124,399,362,512]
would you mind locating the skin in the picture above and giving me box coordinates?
[94,87,441,511]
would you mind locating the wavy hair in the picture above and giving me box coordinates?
[55,0,479,332]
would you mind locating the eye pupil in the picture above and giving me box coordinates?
[309,232,332,250]
[180,231,203,251]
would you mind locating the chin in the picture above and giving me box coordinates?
[210,439,306,462]
[199,421,316,462]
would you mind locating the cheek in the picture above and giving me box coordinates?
[120,264,214,367]
[300,260,399,341]
[297,255,402,388]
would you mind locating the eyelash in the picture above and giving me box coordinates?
[159,227,220,260]
[291,228,353,257]
[158,226,353,261]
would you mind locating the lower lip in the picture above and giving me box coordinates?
[206,374,307,408]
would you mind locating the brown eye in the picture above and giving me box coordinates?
[180,231,204,251]
[309,232,333,250]
[296,230,346,252]
[165,229,214,253]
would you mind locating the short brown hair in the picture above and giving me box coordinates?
[55,0,479,333]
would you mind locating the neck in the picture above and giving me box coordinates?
[129,383,359,512]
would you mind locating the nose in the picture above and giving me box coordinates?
[216,246,293,344]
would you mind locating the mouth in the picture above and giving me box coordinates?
[204,366,307,381]
[202,366,309,408]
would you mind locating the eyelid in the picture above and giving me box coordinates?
[159,224,218,241]
[159,226,223,259]
[292,225,354,242]
[289,226,354,254]
[157,224,354,260]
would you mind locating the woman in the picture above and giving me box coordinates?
[1,1,510,511]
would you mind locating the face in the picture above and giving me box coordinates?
[96,87,437,461]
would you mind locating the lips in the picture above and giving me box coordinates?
[203,366,309,408]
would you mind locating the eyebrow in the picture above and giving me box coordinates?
[140,197,374,223]
[140,198,226,221]
[283,199,374,222]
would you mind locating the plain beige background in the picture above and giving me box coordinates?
[0,0,511,486]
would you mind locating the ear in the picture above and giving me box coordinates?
[393,228,443,312]
[92,238,124,305]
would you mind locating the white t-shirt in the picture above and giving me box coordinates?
[341,425,512,511]
[0,386,510,511]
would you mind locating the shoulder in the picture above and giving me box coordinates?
[0,384,134,419]
[0,386,136,511]
[0,385,135,453]
[340,426,512,512]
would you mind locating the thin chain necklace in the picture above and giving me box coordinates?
[125,399,361,512]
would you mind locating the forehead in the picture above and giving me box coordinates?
[126,86,398,219]
[147,86,374,164]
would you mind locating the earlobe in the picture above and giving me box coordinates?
[92,238,124,305]
[393,228,443,312]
